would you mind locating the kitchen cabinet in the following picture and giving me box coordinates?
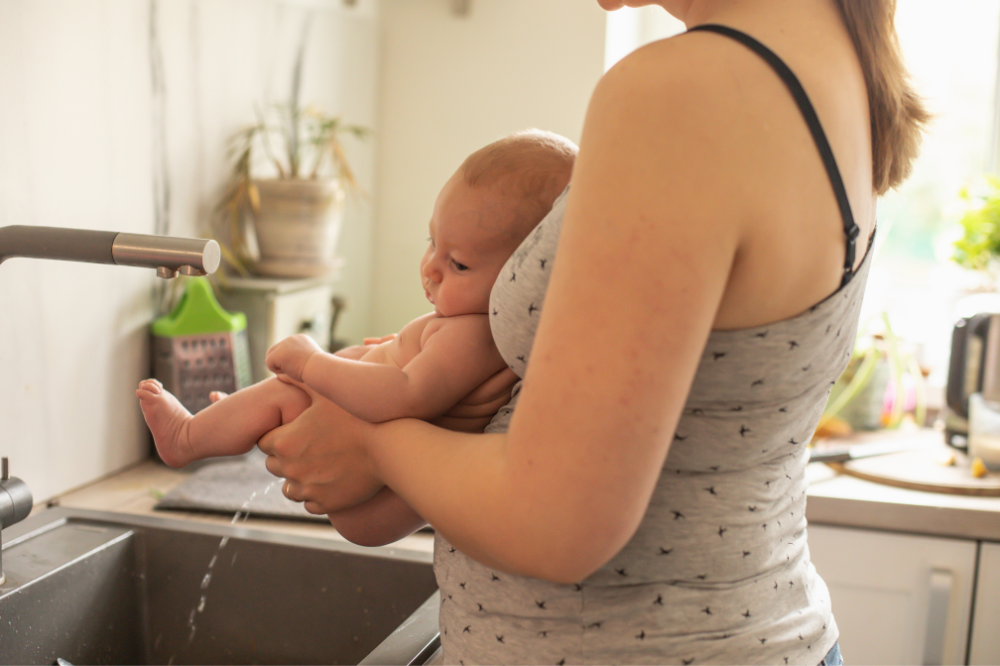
[808,525,977,666]
[969,541,1000,665]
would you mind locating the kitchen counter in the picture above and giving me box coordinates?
[45,428,1000,547]
[806,460,1000,542]
[44,458,435,555]
[806,426,1000,541]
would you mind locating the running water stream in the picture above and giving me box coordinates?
[182,480,279,648]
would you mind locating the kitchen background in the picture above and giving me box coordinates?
[1,0,997,505]
[0,0,606,503]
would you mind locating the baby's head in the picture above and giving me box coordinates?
[421,129,577,317]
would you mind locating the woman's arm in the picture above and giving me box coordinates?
[264,41,749,583]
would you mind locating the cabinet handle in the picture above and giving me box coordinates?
[922,568,953,666]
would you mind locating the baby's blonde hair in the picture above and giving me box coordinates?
[460,129,578,242]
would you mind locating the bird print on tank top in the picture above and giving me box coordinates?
[433,24,870,665]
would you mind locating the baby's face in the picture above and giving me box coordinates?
[420,172,519,317]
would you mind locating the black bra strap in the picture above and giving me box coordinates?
[687,24,861,288]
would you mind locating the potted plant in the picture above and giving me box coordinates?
[816,313,928,439]
[216,102,369,278]
[952,174,1000,287]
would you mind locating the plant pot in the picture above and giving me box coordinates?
[251,178,345,278]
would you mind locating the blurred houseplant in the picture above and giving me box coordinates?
[951,174,1000,286]
[816,313,928,439]
[215,102,369,278]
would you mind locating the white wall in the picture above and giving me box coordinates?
[604,5,684,71]
[0,0,378,503]
[371,0,607,334]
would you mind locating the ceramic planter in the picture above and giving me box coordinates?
[251,178,345,278]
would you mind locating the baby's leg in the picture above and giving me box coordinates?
[137,377,311,468]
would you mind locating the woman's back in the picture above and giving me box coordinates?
[594,0,877,331]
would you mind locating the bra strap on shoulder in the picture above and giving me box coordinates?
[686,23,861,288]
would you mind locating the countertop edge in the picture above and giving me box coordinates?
[805,492,1000,542]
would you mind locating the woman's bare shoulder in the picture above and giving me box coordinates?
[600,30,747,97]
[577,31,760,237]
[591,31,767,156]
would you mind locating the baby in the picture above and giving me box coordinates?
[138,129,577,469]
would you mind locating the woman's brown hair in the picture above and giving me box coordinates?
[835,0,931,195]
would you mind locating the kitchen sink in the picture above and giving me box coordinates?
[0,507,440,665]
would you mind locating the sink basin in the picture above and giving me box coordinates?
[0,507,440,665]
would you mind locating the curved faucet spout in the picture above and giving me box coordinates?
[0,225,220,278]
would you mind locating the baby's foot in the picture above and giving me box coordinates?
[136,379,197,468]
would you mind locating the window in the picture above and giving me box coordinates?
[867,1,1000,399]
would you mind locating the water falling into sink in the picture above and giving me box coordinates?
[179,480,278,653]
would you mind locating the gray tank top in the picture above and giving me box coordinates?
[434,25,871,665]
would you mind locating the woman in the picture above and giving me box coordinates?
[259,0,927,663]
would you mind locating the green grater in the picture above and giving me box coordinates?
[151,277,253,413]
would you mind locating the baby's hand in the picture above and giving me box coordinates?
[265,334,323,382]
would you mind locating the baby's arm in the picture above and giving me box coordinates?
[266,315,506,423]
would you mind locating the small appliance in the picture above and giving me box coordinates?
[944,312,1000,448]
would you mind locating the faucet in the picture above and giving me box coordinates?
[0,226,220,584]
[0,458,32,586]
[0,225,221,278]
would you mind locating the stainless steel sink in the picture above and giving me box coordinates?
[0,507,440,665]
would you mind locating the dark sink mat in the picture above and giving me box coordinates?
[154,449,327,523]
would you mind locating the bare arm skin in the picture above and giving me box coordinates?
[283,333,516,546]
[266,314,507,423]
[321,362,517,545]
[261,4,876,581]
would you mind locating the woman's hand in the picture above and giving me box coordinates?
[257,383,384,515]
[265,334,324,382]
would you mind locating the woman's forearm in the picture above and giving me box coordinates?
[370,419,626,584]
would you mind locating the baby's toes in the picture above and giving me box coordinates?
[136,384,164,401]
[137,379,162,394]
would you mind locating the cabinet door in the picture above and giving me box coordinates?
[970,541,1000,665]
[809,525,976,666]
